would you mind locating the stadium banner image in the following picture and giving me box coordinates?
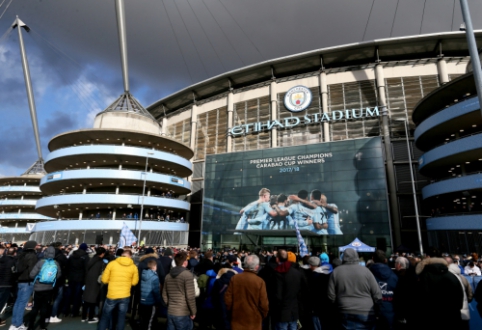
[201,137,391,250]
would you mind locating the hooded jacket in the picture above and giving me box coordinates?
[369,263,398,326]
[29,247,61,292]
[413,258,463,329]
[101,256,139,299]
[140,269,162,305]
[67,248,90,283]
[162,266,197,317]
[327,249,382,315]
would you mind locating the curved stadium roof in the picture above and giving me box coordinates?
[147,31,482,119]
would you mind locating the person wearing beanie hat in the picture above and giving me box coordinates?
[79,243,88,251]
[63,242,90,317]
[10,241,38,329]
[226,254,244,274]
[327,249,382,329]
[320,252,334,273]
[287,251,297,264]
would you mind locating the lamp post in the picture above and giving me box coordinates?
[398,119,424,255]
[138,152,154,246]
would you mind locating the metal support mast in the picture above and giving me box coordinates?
[115,0,130,93]
[460,0,482,115]
[12,17,43,161]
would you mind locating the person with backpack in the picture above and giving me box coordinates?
[11,240,38,330]
[26,246,61,330]
[0,247,16,327]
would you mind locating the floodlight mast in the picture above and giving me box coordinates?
[12,17,43,161]
[460,0,482,116]
[115,0,130,93]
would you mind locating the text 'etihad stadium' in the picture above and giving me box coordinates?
[228,107,380,136]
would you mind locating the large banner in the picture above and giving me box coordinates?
[202,137,391,244]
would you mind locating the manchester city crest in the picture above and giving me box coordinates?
[284,85,312,112]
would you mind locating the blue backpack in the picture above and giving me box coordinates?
[35,259,58,286]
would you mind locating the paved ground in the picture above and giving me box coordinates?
[1,309,170,330]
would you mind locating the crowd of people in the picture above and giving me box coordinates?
[1,242,482,330]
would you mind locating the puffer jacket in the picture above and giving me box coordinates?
[101,256,139,299]
[140,269,162,305]
[16,250,38,283]
[29,247,61,292]
[162,266,197,317]
[0,255,16,287]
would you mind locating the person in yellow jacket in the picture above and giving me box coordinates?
[97,250,139,330]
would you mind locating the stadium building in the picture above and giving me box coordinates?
[414,71,482,253]
[146,31,482,253]
[0,161,53,242]
[30,93,193,246]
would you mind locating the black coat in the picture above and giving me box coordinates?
[158,256,172,275]
[16,250,38,283]
[0,255,16,287]
[67,249,90,283]
[83,255,104,303]
[270,261,304,323]
[53,248,68,286]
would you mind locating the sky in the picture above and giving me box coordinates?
[0,0,481,176]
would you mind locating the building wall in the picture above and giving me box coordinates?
[162,58,469,249]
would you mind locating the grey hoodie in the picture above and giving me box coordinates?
[29,246,61,292]
[327,248,381,315]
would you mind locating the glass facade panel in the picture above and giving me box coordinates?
[167,118,191,145]
[386,75,439,137]
[328,80,380,141]
[195,107,228,160]
[232,96,271,152]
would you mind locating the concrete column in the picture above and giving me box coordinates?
[190,104,198,150]
[79,211,83,220]
[227,91,234,152]
[161,117,168,135]
[320,71,330,142]
[270,80,278,147]
[115,186,120,194]
[119,165,122,170]
[113,208,116,220]
[375,63,401,249]
[82,188,86,194]
[147,188,151,197]
[437,57,449,84]
[15,222,18,227]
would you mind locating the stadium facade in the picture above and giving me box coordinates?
[147,31,482,253]
[30,93,193,246]
[0,161,53,242]
[414,71,482,253]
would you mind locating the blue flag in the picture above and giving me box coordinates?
[119,222,137,248]
[293,220,309,257]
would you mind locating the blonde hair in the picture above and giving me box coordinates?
[259,188,270,196]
